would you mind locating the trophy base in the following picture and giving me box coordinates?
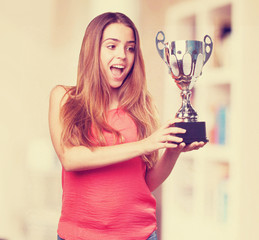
[174,121,209,144]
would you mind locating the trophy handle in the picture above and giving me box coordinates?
[155,31,166,60]
[203,35,213,64]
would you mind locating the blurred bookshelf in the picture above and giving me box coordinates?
[161,0,243,239]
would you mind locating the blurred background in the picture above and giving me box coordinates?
[1,0,259,239]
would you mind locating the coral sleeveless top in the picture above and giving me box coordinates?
[57,108,157,240]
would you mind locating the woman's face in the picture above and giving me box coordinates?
[100,23,135,90]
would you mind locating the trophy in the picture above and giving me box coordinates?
[155,31,213,144]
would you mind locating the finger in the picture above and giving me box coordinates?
[195,141,206,149]
[176,142,186,150]
[172,127,186,134]
[164,141,179,149]
[165,135,183,143]
[180,142,196,152]
[189,141,199,149]
[164,119,177,128]
[165,127,186,135]
[174,118,184,123]
[159,120,174,130]
[165,141,186,151]
[162,118,183,129]
[185,141,203,151]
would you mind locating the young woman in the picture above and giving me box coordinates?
[49,12,205,240]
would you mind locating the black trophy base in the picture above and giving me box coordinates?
[174,121,209,145]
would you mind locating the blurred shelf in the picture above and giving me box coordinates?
[197,143,233,163]
[200,67,234,86]
[163,201,231,240]
[162,0,241,240]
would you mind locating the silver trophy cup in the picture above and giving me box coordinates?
[155,31,213,144]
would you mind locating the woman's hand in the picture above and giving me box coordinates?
[141,118,207,155]
[145,120,206,191]
[181,141,206,152]
[141,119,187,155]
[167,141,206,154]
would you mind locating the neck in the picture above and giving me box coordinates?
[109,88,119,110]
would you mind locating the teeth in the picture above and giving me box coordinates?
[112,64,125,69]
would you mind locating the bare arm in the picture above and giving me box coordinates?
[49,85,204,176]
[49,85,149,171]
[145,142,205,192]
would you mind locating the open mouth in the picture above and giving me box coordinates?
[110,64,125,78]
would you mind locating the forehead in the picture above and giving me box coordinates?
[102,23,135,41]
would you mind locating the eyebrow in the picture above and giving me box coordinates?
[102,38,136,44]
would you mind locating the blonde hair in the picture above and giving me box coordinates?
[60,12,159,168]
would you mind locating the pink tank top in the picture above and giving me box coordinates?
[57,108,157,240]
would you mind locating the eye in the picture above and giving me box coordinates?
[107,44,116,50]
[126,45,135,53]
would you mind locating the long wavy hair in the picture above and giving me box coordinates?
[60,12,159,168]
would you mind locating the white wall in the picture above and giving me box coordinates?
[0,0,140,239]
[0,0,89,239]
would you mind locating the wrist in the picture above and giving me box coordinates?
[165,145,183,156]
[139,138,150,156]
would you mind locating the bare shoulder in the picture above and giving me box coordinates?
[49,85,73,107]
[49,85,74,129]
[50,85,69,100]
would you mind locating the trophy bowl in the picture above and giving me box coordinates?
[155,31,213,144]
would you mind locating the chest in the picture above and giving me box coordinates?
[104,109,138,144]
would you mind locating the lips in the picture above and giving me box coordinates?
[110,64,125,79]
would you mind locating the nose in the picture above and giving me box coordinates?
[116,46,126,59]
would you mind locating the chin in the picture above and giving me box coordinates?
[110,83,123,89]
[109,79,125,89]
